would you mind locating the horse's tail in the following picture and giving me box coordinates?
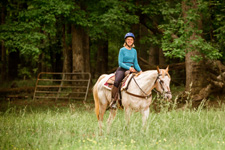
[93,74,106,120]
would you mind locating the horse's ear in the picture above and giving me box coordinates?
[166,65,169,72]
[157,66,160,73]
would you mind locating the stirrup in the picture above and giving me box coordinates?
[110,103,117,109]
[109,101,117,109]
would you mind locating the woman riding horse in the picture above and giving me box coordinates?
[110,32,143,109]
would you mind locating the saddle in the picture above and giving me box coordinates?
[103,71,132,109]
[103,71,134,90]
[104,71,141,109]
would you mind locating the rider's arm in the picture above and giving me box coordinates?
[133,50,142,72]
[118,49,130,70]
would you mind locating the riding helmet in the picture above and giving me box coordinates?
[124,32,135,40]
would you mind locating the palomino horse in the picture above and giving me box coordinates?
[93,66,172,133]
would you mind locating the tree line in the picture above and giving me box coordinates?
[1,0,225,100]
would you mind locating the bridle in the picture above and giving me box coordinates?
[125,73,171,99]
[154,73,171,95]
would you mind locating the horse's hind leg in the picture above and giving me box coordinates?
[98,103,107,135]
[107,109,117,134]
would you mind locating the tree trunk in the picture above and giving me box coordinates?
[1,4,7,82]
[191,60,225,101]
[138,24,149,60]
[97,40,108,75]
[62,24,72,73]
[8,50,20,80]
[71,25,84,72]
[1,41,7,82]
[71,25,90,97]
[149,46,159,65]
[82,31,90,73]
[37,54,42,73]
[185,50,207,94]
[182,0,208,94]
[159,48,166,65]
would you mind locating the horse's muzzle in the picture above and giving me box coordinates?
[164,92,172,100]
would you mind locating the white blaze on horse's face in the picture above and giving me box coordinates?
[156,66,172,100]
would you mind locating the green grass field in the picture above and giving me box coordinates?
[0,99,225,150]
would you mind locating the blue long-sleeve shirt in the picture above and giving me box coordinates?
[118,47,142,72]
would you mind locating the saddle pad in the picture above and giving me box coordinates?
[103,74,115,90]
[121,74,134,91]
[103,73,134,90]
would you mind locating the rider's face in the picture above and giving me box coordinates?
[126,37,134,46]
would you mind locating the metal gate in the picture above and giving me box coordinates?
[33,72,91,101]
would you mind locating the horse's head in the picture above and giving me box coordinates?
[155,66,172,100]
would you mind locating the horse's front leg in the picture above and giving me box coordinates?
[141,107,150,128]
[107,109,117,134]
[124,107,132,126]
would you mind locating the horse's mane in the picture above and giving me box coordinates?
[135,70,158,80]
[136,68,171,79]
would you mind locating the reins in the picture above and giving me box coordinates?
[124,72,171,99]
[129,76,152,99]
[125,90,152,99]
[124,73,158,99]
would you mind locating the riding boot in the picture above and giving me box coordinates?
[109,85,119,109]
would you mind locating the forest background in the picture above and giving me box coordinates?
[1,0,225,100]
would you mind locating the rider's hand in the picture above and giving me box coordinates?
[129,67,136,72]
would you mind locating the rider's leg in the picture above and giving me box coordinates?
[109,85,119,109]
[109,67,126,109]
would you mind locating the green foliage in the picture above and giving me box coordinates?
[0,0,78,55]
[88,0,139,41]
[18,66,32,79]
[0,0,91,79]
[160,0,222,61]
[211,0,225,62]
[1,0,225,80]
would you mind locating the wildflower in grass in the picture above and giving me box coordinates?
[131,139,135,144]
[163,138,167,142]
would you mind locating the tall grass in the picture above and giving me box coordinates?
[0,100,225,150]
